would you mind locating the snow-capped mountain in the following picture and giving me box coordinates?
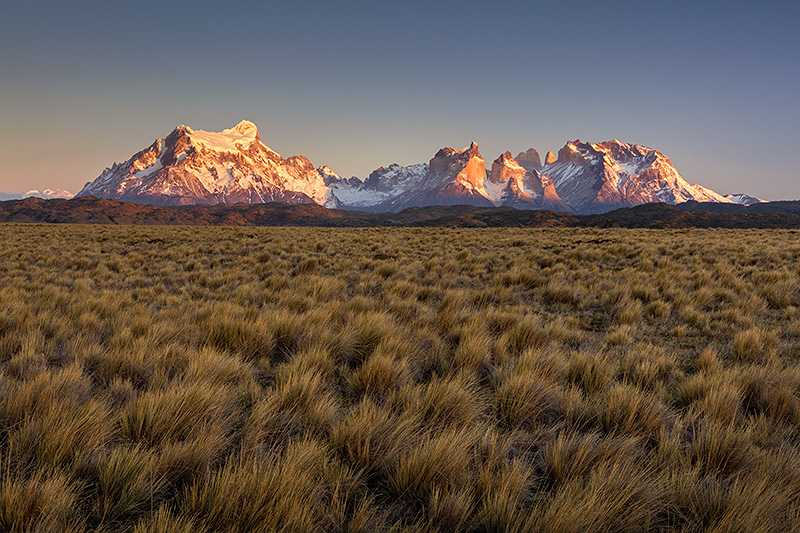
[26,188,74,199]
[0,189,74,201]
[540,139,731,213]
[328,163,428,208]
[369,142,494,211]
[78,120,334,206]
[725,193,763,206]
[489,152,566,211]
[78,121,752,214]
[328,144,569,212]
[329,139,727,213]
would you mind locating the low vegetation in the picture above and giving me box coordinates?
[1,224,799,531]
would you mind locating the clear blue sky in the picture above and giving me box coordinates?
[1,0,798,199]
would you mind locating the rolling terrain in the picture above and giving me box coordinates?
[3,196,800,228]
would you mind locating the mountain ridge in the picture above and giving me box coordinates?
[0,189,74,201]
[77,120,331,207]
[75,120,759,214]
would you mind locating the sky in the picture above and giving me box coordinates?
[1,0,798,199]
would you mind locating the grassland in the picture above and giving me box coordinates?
[1,224,799,532]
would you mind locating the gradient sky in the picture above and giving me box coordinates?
[1,0,798,199]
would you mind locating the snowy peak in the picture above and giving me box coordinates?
[541,138,731,213]
[0,188,74,201]
[328,162,428,208]
[332,143,493,212]
[318,165,353,186]
[428,142,485,186]
[24,188,73,198]
[78,120,331,206]
[168,119,262,155]
[364,163,428,191]
[488,152,566,211]
[354,146,567,212]
[228,119,260,140]
[725,193,763,206]
[75,122,755,214]
[25,189,74,199]
[555,139,585,164]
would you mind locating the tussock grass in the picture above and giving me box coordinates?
[0,469,84,532]
[1,224,800,530]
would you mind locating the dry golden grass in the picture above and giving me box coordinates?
[1,223,800,531]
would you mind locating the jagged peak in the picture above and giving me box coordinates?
[592,139,661,153]
[432,141,482,161]
[492,151,523,170]
[515,148,542,171]
[489,150,526,186]
[147,138,164,152]
[557,140,591,163]
[433,146,460,158]
[317,164,338,176]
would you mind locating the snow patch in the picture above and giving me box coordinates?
[133,160,163,178]
[187,120,260,154]
[480,178,507,205]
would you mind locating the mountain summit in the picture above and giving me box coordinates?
[77,120,333,206]
[330,139,726,213]
[79,121,749,213]
[540,139,731,213]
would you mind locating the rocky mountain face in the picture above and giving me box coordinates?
[515,148,542,171]
[331,138,727,213]
[79,120,755,213]
[382,142,493,210]
[77,120,333,206]
[330,143,569,212]
[490,152,566,211]
[539,139,732,213]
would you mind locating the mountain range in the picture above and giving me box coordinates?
[0,189,73,201]
[74,119,760,214]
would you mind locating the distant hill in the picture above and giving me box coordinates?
[579,202,800,228]
[3,196,800,228]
